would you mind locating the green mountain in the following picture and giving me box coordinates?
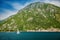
[0,2,60,32]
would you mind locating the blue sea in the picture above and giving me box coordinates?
[0,32,60,40]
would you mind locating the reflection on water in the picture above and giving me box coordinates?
[0,32,60,40]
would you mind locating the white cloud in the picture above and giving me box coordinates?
[11,3,24,10]
[11,2,32,10]
[0,0,60,20]
[44,0,50,3]
[49,1,60,7]
[44,0,60,7]
[0,9,17,20]
[0,2,30,20]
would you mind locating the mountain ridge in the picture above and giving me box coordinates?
[0,2,60,32]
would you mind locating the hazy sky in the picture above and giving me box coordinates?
[0,0,60,20]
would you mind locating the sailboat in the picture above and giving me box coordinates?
[17,29,20,34]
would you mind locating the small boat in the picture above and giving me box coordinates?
[17,29,20,34]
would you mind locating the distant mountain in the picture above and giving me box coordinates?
[0,2,60,32]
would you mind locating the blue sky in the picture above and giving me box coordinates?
[0,0,60,20]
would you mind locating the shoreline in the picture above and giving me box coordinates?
[0,27,60,32]
[0,28,60,32]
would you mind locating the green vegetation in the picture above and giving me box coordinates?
[0,2,60,32]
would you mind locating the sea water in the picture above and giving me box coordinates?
[0,32,60,40]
